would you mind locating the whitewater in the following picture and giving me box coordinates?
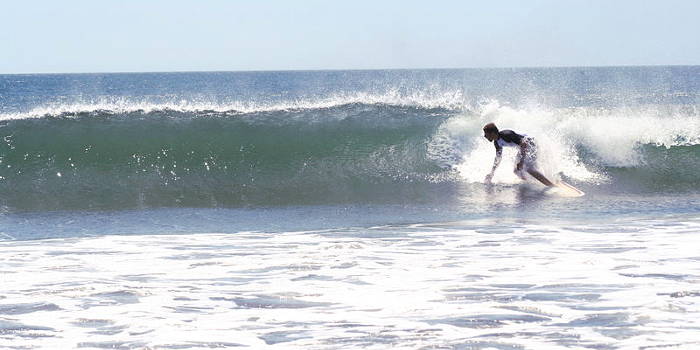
[1,67,700,349]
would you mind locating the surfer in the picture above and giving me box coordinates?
[482,123,554,187]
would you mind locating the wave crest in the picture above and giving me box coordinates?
[0,89,467,121]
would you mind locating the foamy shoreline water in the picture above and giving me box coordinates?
[2,216,700,349]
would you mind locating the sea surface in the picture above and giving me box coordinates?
[1,67,699,349]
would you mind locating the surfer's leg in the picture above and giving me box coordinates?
[521,139,554,187]
[514,152,527,180]
[527,169,555,187]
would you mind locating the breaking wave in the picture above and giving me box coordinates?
[0,98,698,211]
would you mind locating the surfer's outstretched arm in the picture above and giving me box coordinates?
[485,148,502,183]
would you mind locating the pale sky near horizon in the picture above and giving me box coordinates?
[2,0,699,74]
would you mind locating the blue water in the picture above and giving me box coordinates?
[1,67,700,349]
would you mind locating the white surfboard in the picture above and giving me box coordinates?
[550,181,585,197]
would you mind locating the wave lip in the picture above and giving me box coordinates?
[0,89,467,121]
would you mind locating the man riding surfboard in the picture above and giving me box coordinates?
[482,123,555,187]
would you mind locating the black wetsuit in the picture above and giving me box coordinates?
[493,130,538,168]
[494,130,526,150]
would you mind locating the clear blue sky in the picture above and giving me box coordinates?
[2,0,699,73]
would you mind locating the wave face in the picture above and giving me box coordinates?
[1,68,699,211]
[0,104,458,210]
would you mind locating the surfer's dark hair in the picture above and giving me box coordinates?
[483,123,498,134]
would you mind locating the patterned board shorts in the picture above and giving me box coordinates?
[518,137,539,170]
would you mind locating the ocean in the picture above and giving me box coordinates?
[1,67,699,349]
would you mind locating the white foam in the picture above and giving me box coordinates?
[2,216,700,349]
[431,101,700,184]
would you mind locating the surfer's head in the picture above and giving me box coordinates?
[483,123,499,141]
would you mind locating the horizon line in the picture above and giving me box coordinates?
[2,63,698,76]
